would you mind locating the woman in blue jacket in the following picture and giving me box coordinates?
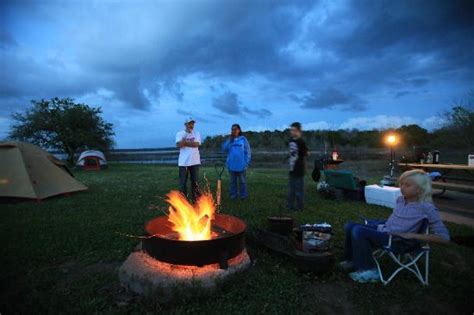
[222,124,251,200]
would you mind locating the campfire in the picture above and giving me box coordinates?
[120,190,251,296]
[143,190,247,269]
[165,190,215,241]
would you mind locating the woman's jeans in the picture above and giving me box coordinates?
[344,220,389,271]
[179,165,200,201]
[229,171,248,199]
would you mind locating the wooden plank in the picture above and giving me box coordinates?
[432,181,474,193]
[398,163,474,171]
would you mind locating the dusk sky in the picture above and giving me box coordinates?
[1,0,473,148]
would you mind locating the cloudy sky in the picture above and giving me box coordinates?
[1,0,473,148]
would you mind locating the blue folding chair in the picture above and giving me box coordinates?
[371,219,430,285]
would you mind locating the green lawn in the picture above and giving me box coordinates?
[1,164,473,314]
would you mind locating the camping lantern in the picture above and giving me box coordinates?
[331,150,339,161]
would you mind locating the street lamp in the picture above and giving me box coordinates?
[386,134,398,177]
[381,133,399,186]
[386,134,397,146]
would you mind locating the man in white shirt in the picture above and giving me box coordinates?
[176,117,201,201]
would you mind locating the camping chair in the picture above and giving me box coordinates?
[371,218,430,285]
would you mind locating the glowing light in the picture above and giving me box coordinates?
[385,134,399,146]
[138,249,250,279]
[166,190,216,241]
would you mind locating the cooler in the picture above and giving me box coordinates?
[365,185,402,209]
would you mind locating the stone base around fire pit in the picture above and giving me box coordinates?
[119,247,251,298]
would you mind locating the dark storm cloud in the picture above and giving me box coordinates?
[0,0,473,115]
[242,107,272,118]
[212,91,272,118]
[0,0,313,111]
[176,109,212,123]
[298,88,366,112]
[325,0,474,61]
[290,0,474,101]
[212,92,241,115]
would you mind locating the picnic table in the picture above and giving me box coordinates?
[398,163,474,195]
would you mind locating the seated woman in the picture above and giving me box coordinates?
[340,169,450,283]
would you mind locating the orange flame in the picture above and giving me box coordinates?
[165,191,216,241]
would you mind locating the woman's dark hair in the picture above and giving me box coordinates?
[231,124,242,136]
[290,122,302,130]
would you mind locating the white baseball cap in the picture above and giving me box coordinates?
[184,117,195,124]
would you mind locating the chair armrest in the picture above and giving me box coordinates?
[384,234,424,254]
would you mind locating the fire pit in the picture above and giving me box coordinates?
[119,190,251,297]
[143,214,246,269]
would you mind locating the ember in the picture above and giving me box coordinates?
[132,249,250,280]
[119,248,251,297]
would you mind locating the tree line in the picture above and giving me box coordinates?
[6,96,473,165]
[202,106,474,152]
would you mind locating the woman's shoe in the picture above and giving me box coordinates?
[338,260,354,272]
[349,269,380,283]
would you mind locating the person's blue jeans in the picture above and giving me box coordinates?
[179,165,200,201]
[229,170,248,199]
[343,220,389,271]
[288,175,304,211]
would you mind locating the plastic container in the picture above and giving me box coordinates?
[365,185,402,209]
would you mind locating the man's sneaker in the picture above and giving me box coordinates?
[349,269,380,283]
[338,260,354,272]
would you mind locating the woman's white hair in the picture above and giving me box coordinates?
[399,169,433,203]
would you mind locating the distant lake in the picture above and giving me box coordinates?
[51,147,225,164]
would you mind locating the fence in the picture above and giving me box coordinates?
[106,148,391,166]
[107,148,226,165]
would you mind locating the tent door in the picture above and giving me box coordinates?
[83,157,100,171]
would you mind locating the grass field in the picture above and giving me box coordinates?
[1,164,473,314]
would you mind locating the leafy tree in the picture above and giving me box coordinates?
[443,106,474,148]
[9,97,114,164]
[396,124,430,148]
[202,99,473,151]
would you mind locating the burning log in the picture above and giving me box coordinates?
[166,190,216,241]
